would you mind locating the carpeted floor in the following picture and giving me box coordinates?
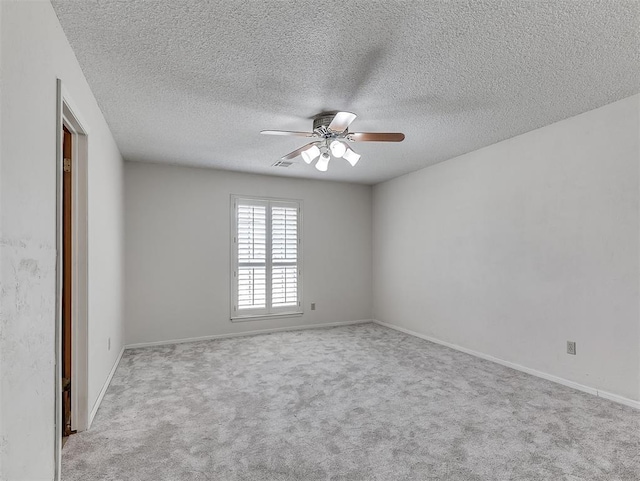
[62,323,640,480]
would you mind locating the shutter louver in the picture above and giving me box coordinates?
[271,206,298,307]
[236,204,266,309]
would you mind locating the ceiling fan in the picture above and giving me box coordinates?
[261,112,405,172]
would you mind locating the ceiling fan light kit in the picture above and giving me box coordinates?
[261,111,404,172]
[316,152,331,172]
[301,144,320,164]
[330,140,347,158]
[343,148,361,166]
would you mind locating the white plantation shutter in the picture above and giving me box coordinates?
[236,203,267,310]
[232,197,302,318]
[271,206,298,308]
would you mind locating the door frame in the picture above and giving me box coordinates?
[55,79,90,479]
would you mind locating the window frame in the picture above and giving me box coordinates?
[230,194,303,321]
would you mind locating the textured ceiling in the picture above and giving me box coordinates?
[52,0,640,184]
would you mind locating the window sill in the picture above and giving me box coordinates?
[230,311,304,322]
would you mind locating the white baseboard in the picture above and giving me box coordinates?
[124,319,373,350]
[373,320,640,410]
[88,346,125,428]
[596,390,640,409]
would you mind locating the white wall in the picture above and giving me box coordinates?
[373,94,640,402]
[0,0,4,475]
[125,162,372,345]
[0,1,125,479]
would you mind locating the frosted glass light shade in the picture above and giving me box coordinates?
[329,140,347,158]
[343,148,361,166]
[316,152,330,171]
[301,144,320,164]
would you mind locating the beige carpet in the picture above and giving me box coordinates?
[62,323,640,480]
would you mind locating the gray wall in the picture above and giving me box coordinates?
[373,94,640,402]
[124,162,373,345]
[0,1,125,479]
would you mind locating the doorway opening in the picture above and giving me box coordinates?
[62,125,74,445]
[56,79,90,479]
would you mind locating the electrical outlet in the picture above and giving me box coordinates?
[108,337,111,351]
[311,302,316,311]
[567,341,576,355]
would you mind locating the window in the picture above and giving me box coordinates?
[231,196,302,320]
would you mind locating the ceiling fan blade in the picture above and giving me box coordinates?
[348,132,405,142]
[261,130,316,137]
[280,142,321,161]
[328,112,357,133]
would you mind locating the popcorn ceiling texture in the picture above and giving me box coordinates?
[51,0,640,184]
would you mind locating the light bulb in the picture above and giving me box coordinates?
[329,140,347,158]
[316,152,330,172]
[343,148,361,166]
[301,144,320,164]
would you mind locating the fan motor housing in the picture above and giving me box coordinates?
[313,113,343,133]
